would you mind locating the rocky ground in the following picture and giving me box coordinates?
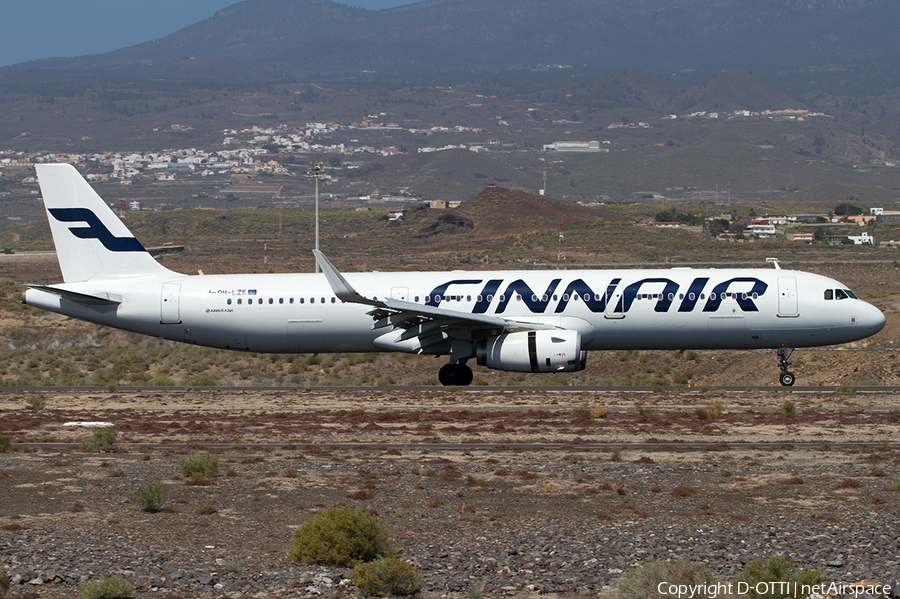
[2,389,900,599]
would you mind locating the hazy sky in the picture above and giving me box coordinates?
[0,0,418,67]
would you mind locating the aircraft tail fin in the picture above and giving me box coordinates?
[35,163,177,283]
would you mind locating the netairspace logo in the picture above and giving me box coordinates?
[657,581,893,598]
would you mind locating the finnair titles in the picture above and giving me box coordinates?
[23,164,886,387]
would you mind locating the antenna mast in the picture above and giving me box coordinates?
[307,162,324,273]
[558,219,566,270]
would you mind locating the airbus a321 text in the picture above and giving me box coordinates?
[23,164,886,387]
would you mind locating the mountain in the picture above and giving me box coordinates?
[19,0,900,79]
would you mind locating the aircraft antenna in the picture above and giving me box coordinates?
[558,219,566,270]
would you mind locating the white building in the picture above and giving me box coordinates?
[747,224,776,238]
[543,141,605,153]
[847,232,874,245]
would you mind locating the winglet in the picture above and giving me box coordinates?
[313,250,377,306]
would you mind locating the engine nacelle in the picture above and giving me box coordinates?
[476,330,587,373]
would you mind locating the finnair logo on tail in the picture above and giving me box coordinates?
[49,208,145,252]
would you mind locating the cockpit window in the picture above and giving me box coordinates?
[835,289,848,300]
[845,289,858,299]
[824,289,833,300]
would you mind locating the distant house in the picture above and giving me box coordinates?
[543,141,605,153]
[789,233,813,242]
[388,209,406,221]
[847,232,874,245]
[747,224,776,238]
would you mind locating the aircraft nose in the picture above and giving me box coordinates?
[862,301,886,335]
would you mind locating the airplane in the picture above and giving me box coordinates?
[22,163,886,387]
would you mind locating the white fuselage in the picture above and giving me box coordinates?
[24,267,886,354]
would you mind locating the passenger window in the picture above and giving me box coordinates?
[279,298,284,304]
[269,298,274,304]
[310,298,315,304]
[835,289,848,300]
[227,298,232,305]
[237,298,242,305]
[331,297,336,304]
[824,289,833,300]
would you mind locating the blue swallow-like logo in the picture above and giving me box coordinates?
[48,208,145,252]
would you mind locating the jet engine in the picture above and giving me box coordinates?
[476,330,587,373]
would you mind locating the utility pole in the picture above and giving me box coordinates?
[307,162,324,272]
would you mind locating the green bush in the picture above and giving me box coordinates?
[80,426,117,453]
[353,557,421,596]
[132,482,167,513]
[180,453,219,477]
[778,400,797,418]
[25,394,46,410]
[80,576,133,599]
[0,434,10,453]
[609,559,728,599]
[289,505,392,566]
[734,554,823,599]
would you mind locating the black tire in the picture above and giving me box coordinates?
[438,364,473,387]
[779,372,795,387]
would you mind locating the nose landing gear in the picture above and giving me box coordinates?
[777,347,795,386]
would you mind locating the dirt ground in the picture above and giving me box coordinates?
[2,389,900,599]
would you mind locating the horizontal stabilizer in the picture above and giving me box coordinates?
[25,284,121,306]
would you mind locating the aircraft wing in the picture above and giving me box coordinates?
[314,251,558,353]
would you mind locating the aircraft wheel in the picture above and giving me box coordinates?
[439,363,473,387]
[779,372,796,387]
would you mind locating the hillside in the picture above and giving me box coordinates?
[16,0,900,79]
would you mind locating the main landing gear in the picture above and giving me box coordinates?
[439,362,473,386]
[777,347,795,387]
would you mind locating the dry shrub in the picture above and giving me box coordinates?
[573,404,607,421]
[608,559,732,599]
[288,505,391,567]
[353,557,420,596]
[670,485,697,497]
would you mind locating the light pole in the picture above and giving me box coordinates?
[307,162,324,272]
